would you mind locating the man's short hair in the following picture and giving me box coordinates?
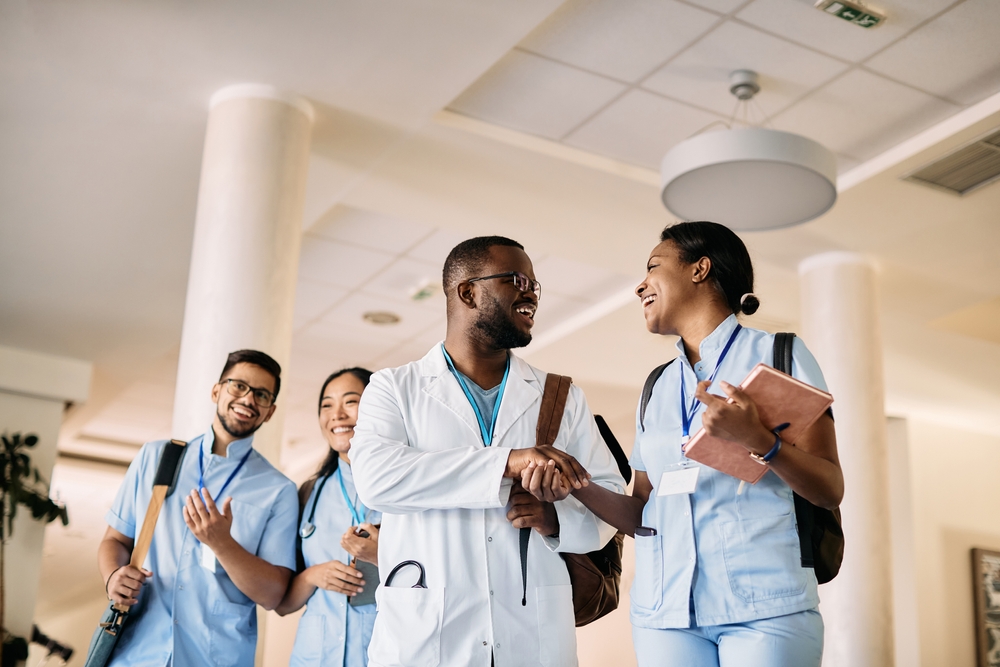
[442,236,524,294]
[219,349,282,399]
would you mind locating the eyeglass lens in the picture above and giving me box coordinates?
[225,379,274,406]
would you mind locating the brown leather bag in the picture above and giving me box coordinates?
[519,373,624,627]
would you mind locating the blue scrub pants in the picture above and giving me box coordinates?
[633,608,823,667]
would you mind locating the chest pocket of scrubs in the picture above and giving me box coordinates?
[229,499,267,556]
[369,586,444,667]
[720,513,809,603]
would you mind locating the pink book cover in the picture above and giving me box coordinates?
[682,363,834,484]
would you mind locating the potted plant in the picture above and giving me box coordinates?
[1,433,69,667]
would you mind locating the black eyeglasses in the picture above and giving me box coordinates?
[467,271,541,299]
[222,379,276,407]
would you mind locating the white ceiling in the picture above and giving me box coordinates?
[449,0,1000,172]
[2,0,1000,472]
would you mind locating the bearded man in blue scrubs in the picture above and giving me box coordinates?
[98,349,299,667]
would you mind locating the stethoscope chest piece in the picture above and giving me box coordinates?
[299,522,316,539]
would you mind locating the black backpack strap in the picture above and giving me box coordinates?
[773,332,795,375]
[773,333,818,570]
[519,526,530,606]
[639,359,675,432]
[594,415,631,485]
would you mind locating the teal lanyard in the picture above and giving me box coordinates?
[336,467,366,526]
[441,344,510,447]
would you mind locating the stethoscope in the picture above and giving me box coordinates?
[300,466,366,539]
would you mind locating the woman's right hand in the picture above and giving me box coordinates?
[305,560,366,596]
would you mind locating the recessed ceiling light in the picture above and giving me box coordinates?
[362,311,401,325]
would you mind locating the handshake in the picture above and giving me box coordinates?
[504,446,590,504]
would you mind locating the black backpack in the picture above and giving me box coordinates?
[638,333,844,584]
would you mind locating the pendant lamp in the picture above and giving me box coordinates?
[659,70,837,231]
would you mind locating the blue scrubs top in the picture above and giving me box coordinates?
[630,315,830,629]
[105,430,299,667]
[290,462,382,667]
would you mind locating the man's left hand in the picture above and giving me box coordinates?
[506,484,559,537]
[183,488,235,551]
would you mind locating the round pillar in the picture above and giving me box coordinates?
[171,84,313,464]
[799,252,894,667]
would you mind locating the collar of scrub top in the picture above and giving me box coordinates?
[198,430,254,502]
[440,343,510,447]
[679,322,743,453]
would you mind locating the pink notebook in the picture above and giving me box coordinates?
[682,363,834,484]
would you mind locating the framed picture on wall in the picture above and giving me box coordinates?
[973,548,1000,667]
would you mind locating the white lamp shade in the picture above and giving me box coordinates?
[660,128,838,231]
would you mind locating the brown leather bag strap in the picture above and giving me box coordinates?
[536,374,572,446]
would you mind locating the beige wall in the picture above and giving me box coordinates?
[908,420,1000,667]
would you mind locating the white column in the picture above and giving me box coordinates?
[0,346,91,644]
[171,84,313,465]
[799,252,894,667]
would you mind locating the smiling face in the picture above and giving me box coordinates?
[635,240,706,335]
[470,245,538,350]
[211,362,277,441]
[318,372,367,463]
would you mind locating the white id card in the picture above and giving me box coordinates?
[657,466,700,496]
[200,544,217,572]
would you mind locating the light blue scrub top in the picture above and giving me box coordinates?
[291,462,382,667]
[630,315,830,629]
[105,430,299,667]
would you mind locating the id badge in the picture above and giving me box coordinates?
[200,543,217,572]
[657,466,700,496]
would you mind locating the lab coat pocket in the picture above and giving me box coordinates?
[631,534,663,611]
[289,614,324,666]
[209,597,252,667]
[721,513,809,603]
[536,585,576,667]
[370,586,444,667]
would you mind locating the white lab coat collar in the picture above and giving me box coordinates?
[420,343,541,447]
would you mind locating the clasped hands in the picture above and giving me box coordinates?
[504,445,591,535]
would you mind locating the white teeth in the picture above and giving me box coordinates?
[233,406,255,418]
[332,426,354,434]
[642,294,656,306]
[516,305,535,319]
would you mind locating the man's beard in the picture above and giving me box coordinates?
[473,294,532,350]
[217,407,262,440]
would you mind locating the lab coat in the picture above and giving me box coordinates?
[351,345,625,667]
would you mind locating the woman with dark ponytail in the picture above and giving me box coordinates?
[277,368,381,667]
[546,221,842,666]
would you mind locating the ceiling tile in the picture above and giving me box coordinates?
[682,0,749,14]
[405,228,467,267]
[531,292,590,335]
[370,340,438,371]
[291,325,392,375]
[364,256,444,305]
[518,0,719,83]
[642,21,849,118]
[771,68,960,162]
[297,236,396,289]
[293,280,348,331]
[564,89,726,169]
[737,0,958,63]
[310,204,433,254]
[864,0,1000,105]
[317,292,444,344]
[447,49,627,140]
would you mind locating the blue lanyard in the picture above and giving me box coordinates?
[441,344,510,447]
[198,439,253,501]
[336,467,366,526]
[679,324,743,447]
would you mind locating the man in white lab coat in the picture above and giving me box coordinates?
[352,236,625,667]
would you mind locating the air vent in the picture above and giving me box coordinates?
[903,128,1000,196]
